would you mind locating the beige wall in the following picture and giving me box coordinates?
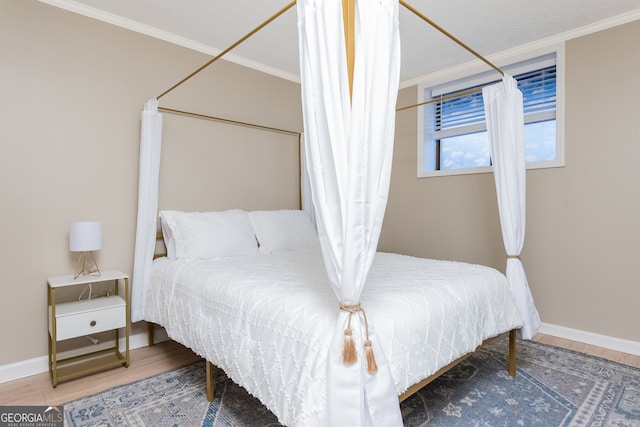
[2,0,639,368]
[0,1,302,365]
[381,20,640,343]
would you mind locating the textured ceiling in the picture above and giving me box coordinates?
[43,0,640,84]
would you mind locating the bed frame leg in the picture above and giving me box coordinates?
[147,323,155,347]
[206,360,216,402]
[508,329,517,377]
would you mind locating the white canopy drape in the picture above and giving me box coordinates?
[483,75,541,339]
[131,99,163,323]
[300,133,316,223]
[297,1,402,425]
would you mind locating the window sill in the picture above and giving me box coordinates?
[417,159,565,178]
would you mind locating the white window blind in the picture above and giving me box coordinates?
[434,65,556,139]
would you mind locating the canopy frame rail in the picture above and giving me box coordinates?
[155,0,504,113]
[157,0,297,100]
[158,106,301,137]
[395,0,507,113]
[399,0,504,78]
[396,87,483,113]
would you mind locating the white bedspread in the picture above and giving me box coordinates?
[144,248,522,426]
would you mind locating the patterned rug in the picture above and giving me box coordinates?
[63,338,640,426]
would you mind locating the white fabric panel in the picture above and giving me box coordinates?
[300,133,315,225]
[483,75,541,339]
[131,99,163,322]
[144,248,522,427]
[296,1,402,425]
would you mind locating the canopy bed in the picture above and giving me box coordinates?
[131,1,540,426]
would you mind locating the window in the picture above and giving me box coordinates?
[419,52,563,177]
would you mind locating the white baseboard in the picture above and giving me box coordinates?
[538,322,640,356]
[0,328,169,384]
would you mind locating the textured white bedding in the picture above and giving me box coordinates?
[144,248,522,426]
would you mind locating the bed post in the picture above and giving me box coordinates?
[508,329,517,377]
[206,361,216,402]
[342,0,355,101]
[147,323,155,347]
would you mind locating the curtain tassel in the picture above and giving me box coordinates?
[339,303,377,374]
[364,339,378,374]
[342,328,357,364]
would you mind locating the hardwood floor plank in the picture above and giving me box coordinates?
[0,340,200,406]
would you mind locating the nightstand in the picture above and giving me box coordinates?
[47,270,130,387]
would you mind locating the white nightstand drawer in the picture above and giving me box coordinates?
[52,296,126,341]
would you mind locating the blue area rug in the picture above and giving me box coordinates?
[63,337,640,426]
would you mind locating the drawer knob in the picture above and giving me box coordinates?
[90,320,97,327]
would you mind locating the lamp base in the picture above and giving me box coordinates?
[74,251,101,279]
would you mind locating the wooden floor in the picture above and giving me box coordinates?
[0,340,201,406]
[1,333,639,406]
[534,333,640,369]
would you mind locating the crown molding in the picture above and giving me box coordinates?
[39,0,640,87]
[37,0,300,83]
[400,9,640,89]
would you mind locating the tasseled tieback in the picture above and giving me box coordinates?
[339,302,378,374]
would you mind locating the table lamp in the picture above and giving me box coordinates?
[69,221,102,279]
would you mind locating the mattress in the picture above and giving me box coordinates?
[144,248,522,426]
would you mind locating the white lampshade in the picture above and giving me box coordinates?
[69,221,102,252]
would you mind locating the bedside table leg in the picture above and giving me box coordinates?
[124,277,130,367]
[49,334,57,388]
[49,286,58,387]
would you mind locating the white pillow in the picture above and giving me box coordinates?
[160,214,177,259]
[159,210,258,259]
[249,210,319,254]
